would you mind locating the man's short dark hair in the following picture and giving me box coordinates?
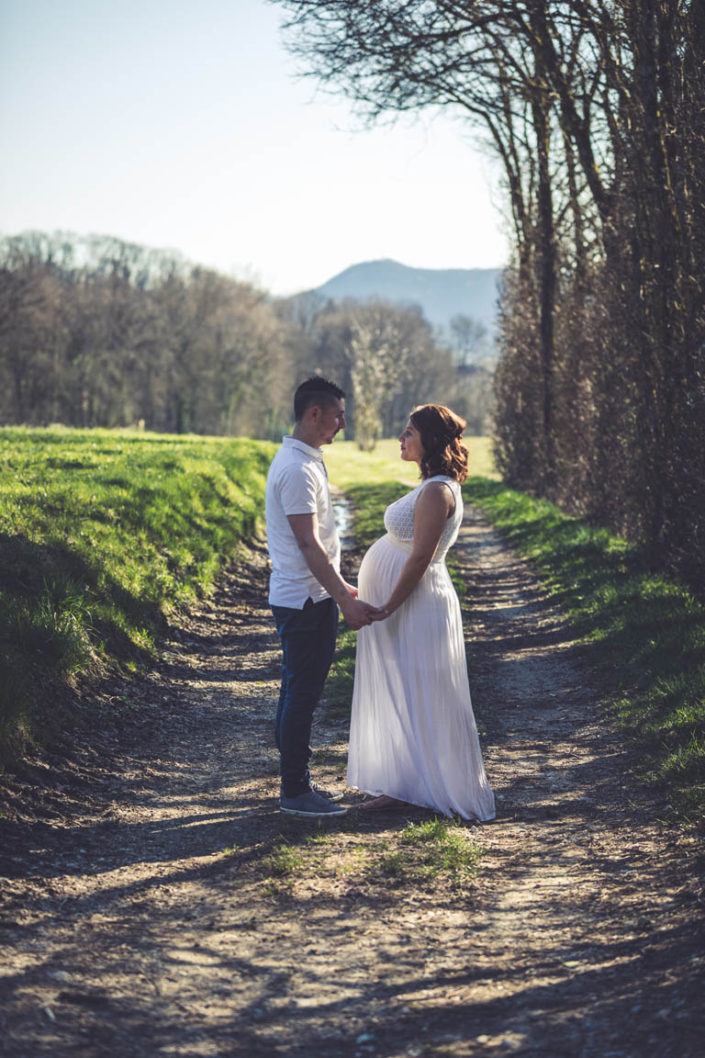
[294,376,345,421]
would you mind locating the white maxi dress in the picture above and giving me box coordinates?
[347,476,496,821]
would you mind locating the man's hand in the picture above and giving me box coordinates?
[339,594,379,630]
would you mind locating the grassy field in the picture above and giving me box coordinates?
[0,426,275,759]
[324,435,498,489]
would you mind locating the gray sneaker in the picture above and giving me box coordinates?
[280,789,347,817]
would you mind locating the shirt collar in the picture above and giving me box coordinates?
[282,435,324,461]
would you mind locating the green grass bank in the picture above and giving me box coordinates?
[0,426,275,760]
[465,478,705,822]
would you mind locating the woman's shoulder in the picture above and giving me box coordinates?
[405,475,459,503]
[416,476,458,506]
[421,474,460,491]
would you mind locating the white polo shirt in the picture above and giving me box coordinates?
[265,436,341,608]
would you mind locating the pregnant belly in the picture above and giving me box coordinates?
[358,534,408,605]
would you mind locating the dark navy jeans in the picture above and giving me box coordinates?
[271,596,338,798]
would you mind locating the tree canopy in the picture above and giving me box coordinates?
[0,230,488,442]
[273,0,705,591]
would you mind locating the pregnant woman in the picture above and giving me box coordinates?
[347,403,495,821]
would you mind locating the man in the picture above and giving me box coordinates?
[265,376,376,818]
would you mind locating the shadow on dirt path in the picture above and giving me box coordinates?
[0,509,703,1058]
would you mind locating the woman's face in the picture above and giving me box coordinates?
[399,420,425,465]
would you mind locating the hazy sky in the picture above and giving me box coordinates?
[0,0,509,295]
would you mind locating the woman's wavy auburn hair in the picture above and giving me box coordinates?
[409,403,469,483]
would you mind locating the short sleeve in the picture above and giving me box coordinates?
[278,462,318,516]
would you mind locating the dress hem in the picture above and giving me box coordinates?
[347,783,496,823]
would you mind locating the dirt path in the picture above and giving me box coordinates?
[1,508,703,1058]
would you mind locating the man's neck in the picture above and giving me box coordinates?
[291,424,321,450]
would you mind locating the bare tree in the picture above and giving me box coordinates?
[271,0,705,590]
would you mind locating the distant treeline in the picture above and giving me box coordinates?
[0,231,491,445]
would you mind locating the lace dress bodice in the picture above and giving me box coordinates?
[383,476,463,562]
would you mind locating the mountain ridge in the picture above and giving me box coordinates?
[307,258,503,335]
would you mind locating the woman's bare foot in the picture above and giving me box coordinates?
[357,795,409,812]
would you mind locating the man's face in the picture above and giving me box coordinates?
[317,398,346,445]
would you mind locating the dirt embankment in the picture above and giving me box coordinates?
[0,508,703,1058]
